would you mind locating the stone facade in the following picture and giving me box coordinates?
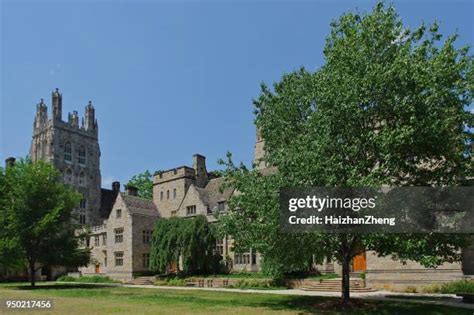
[80,189,158,281]
[30,89,102,225]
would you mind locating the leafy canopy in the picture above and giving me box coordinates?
[0,159,90,286]
[150,215,222,275]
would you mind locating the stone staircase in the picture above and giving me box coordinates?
[129,276,155,285]
[300,278,376,292]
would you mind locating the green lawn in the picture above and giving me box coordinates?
[0,283,470,315]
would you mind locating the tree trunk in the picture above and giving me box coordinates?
[29,260,36,288]
[341,255,350,303]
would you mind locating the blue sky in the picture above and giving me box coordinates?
[1,0,473,188]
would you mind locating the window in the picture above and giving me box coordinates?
[173,188,177,199]
[215,239,224,255]
[94,235,100,247]
[142,230,152,244]
[116,209,122,218]
[104,251,107,267]
[80,198,86,209]
[234,253,250,265]
[114,228,123,243]
[142,253,150,268]
[64,142,72,162]
[79,172,85,185]
[79,214,86,224]
[186,205,196,215]
[251,252,257,265]
[171,210,177,217]
[218,201,226,212]
[114,252,123,266]
[160,191,164,201]
[78,145,86,164]
[102,234,107,246]
[167,190,170,200]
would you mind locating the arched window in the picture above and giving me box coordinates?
[173,188,177,199]
[80,198,87,209]
[160,191,164,201]
[167,190,170,200]
[78,145,86,164]
[64,142,72,162]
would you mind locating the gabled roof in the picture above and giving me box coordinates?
[121,193,159,217]
[201,177,234,209]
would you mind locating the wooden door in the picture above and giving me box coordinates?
[352,252,367,271]
[95,264,100,274]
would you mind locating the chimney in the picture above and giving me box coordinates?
[5,157,15,168]
[112,181,120,193]
[126,185,138,196]
[193,154,208,187]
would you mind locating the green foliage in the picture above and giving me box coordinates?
[155,277,187,286]
[425,281,474,294]
[149,215,222,275]
[228,278,279,290]
[57,275,118,283]
[219,2,473,302]
[126,170,154,200]
[0,159,90,287]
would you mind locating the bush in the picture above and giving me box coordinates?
[424,281,474,294]
[404,286,418,293]
[228,278,283,290]
[155,277,186,286]
[57,275,118,283]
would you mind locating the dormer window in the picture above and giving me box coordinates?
[78,145,86,165]
[116,209,122,218]
[64,142,72,162]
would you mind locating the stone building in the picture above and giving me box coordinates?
[80,186,158,281]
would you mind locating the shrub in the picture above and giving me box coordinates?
[56,275,77,282]
[228,278,282,290]
[155,277,186,286]
[425,281,474,294]
[404,286,418,293]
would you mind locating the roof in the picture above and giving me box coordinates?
[99,188,118,219]
[121,193,159,217]
[199,177,235,209]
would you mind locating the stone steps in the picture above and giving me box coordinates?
[300,278,376,292]
[130,276,155,285]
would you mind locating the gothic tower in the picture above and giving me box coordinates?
[253,128,266,170]
[30,88,102,225]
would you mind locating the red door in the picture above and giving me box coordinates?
[95,264,100,274]
[352,252,367,271]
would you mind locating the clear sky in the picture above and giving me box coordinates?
[1,0,473,188]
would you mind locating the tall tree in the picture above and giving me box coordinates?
[0,159,90,287]
[220,2,473,303]
[126,170,155,200]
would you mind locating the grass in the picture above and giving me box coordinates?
[0,282,471,315]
